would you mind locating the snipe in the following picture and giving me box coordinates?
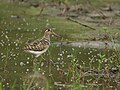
[24,28,60,57]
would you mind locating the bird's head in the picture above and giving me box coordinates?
[44,28,60,37]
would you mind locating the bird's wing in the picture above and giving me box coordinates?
[24,39,49,51]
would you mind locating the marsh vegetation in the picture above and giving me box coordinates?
[0,0,120,90]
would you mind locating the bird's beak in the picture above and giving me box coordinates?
[52,31,61,37]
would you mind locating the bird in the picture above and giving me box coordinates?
[24,28,60,58]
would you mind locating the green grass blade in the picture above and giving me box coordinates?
[11,79,17,90]
[46,81,50,90]
[0,81,2,90]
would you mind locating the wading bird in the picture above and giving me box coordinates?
[24,28,60,58]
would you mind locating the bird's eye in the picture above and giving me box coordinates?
[47,29,51,31]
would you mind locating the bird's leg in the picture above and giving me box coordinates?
[33,58,36,66]
[41,55,46,61]
[33,56,44,72]
[33,58,37,71]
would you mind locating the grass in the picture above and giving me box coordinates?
[0,43,119,90]
[11,80,16,90]
[0,0,120,90]
[0,0,120,42]
[63,37,119,90]
[72,84,84,90]
[0,81,2,90]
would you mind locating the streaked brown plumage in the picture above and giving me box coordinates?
[24,39,50,51]
[24,28,59,57]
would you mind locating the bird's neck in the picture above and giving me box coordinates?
[43,34,50,41]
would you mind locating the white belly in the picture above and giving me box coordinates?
[25,48,48,57]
